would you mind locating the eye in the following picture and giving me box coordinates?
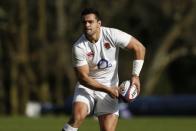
[88,20,94,24]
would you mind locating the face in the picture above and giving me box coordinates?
[81,13,101,37]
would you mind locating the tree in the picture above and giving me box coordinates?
[143,0,196,95]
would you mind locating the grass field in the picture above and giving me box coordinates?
[0,116,196,131]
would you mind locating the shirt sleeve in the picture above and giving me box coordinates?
[111,28,132,48]
[72,45,88,67]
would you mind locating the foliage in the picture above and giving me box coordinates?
[0,0,196,115]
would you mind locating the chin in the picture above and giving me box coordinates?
[85,32,93,36]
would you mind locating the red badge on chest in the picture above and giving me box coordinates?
[104,42,111,49]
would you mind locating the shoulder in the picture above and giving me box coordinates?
[101,26,119,35]
[101,26,126,39]
[73,34,87,48]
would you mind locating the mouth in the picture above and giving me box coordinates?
[85,28,91,31]
[85,29,92,34]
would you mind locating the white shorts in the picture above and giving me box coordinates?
[73,84,119,116]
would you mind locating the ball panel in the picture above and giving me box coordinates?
[119,80,138,103]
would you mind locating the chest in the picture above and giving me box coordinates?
[85,40,118,68]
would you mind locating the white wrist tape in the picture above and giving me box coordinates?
[132,60,144,76]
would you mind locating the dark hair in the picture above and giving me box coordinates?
[81,8,101,21]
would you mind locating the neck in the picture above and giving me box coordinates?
[86,28,100,44]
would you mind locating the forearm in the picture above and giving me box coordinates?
[133,40,145,60]
[127,37,145,76]
[127,37,145,60]
[78,74,110,93]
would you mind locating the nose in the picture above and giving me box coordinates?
[85,22,90,27]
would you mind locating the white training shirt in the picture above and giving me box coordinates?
[72,26,132,89]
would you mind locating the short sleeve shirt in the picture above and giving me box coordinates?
[72,27,132,86]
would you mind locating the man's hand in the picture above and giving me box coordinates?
[131,75,140,94]
[108,86,119,99]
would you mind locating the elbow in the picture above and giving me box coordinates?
[141,44,146,55]
[135,42,146,59]
[128,37,146,59]
[139,44,146,59]
[137,40,145,53]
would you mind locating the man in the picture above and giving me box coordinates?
[62,8,145,131]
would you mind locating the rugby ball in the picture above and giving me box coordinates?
[119,80,138,103]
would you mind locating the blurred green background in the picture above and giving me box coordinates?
[0,0,196,118]
[1,116,196,131]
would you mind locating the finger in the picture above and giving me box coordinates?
[114,88,119,97]
[136,86,140,94]
[131,83,140,94]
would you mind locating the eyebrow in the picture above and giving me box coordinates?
[82,20,95,23]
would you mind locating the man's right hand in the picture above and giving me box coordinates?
[108,86,119,99]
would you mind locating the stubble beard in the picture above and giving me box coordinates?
[85,29,95,38]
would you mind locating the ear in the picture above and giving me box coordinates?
[98,20,101,26]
